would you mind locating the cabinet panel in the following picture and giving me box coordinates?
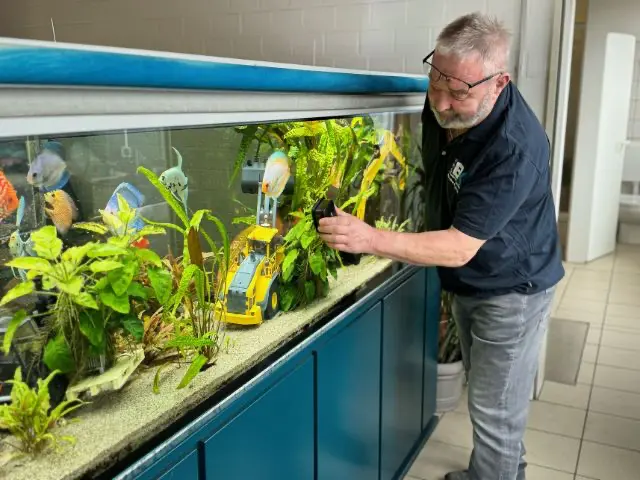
[423,267,440,430]
[203,358,314,480]
[380,269,426,480]
[317,302,382,480]
[158,450,199,480]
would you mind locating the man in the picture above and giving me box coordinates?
[318,12,565,480]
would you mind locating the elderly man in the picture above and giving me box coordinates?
[318,12,565,480]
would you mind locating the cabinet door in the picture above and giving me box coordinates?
[158,450,199,480]
[317,302,382,480]
[203,358,314,480]
[380,269,426,480]
[423,267,440,429]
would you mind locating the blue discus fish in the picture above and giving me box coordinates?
[104,182,145,233]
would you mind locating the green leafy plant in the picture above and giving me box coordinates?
[137,166,231,389]
[230,117,410,311]
[375,215,412,233]
[0,368,85,455]
[278,211,341,311]
[1,206,167,380]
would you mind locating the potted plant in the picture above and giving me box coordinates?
[437,291,465,413]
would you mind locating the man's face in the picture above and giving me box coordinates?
[427,51,509,129]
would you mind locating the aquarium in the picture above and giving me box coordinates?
[0,110,427,475]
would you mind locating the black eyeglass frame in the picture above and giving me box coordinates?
[422,49,503,98]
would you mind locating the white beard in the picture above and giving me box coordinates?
[431,92,493,130]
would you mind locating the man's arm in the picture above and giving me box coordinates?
[370,227,485,267]
[319,152,540,267]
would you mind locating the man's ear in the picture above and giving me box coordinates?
[495,73,511,93]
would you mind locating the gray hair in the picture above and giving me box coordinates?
[435,12,511,73]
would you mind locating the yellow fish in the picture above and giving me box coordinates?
[43,189,78,235]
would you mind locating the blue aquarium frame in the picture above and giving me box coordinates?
[0,38,428,94]
[0,38,439,479]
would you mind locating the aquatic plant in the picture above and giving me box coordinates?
[375,215,412,233]
[137,166,231,389]
[230,117,407,311]
[0,368,85,455]
[0,212,166,380]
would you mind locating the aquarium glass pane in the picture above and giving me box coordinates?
[0,111,424,391]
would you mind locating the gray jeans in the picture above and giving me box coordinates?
[452,287,555,480]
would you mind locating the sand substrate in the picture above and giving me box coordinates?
[0,256,393,480]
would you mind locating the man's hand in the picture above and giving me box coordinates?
[318,207,378,255]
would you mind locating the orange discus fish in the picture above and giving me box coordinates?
[0,171,19,222]
[43,189,79,235]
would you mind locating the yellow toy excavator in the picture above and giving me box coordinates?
[216,156,291,326]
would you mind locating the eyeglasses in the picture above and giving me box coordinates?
[422,50,502,101]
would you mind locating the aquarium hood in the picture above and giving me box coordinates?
[0,37,429,139]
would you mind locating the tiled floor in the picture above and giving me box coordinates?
[407,244,640,480]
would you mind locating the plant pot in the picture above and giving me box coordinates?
[437,360,465,413]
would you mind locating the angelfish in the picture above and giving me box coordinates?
[261,151,291,199]
[159,147,188,213]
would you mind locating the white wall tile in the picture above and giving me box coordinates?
[211,13,242,36]
[302,6,336,32]
[406,0,443,28]
[325,32,359,56]
[260,0,291,10]
[368,55,405,73]
[360,29,395,56]
[228,0,261,13]
[271,9,306,33]
[291,33,325,57]
[333,55,368,70]
[335,4,372,31]
[241,11,272,35]
[444,0,489,24]
[371,2,406,30]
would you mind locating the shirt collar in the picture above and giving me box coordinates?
[423,81,512,143]
[464,81,512,142]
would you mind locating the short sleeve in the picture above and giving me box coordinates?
[451,154,540,241]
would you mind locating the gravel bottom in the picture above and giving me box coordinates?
[0,256,393,480]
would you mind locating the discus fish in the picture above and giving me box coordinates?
[159,147,188,213]
[261,151,291,199]
[27,142,68,190]
[104,182,146,233]
[0,171,19,222]
[43,189,79,235]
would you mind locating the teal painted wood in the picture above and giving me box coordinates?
[113,266,424,480]
[157,450,199,480]
[317,302,383,480]
[422,267,441,430]
[380,269,427,480]
[202,357,314,480]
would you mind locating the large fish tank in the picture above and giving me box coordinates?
[0,39,439,480]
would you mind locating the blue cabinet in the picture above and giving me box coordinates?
[317,302,382,480]
[380,268,427,480]
[202,358,315,480]
[119,267,440,480]
[158,450,199,480]
[423,267,440,430]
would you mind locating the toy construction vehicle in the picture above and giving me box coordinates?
[216,159,292,325]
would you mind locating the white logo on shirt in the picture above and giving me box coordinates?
[447,160,466,192]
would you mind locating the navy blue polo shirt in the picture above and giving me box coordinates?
[421,82,565,297]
